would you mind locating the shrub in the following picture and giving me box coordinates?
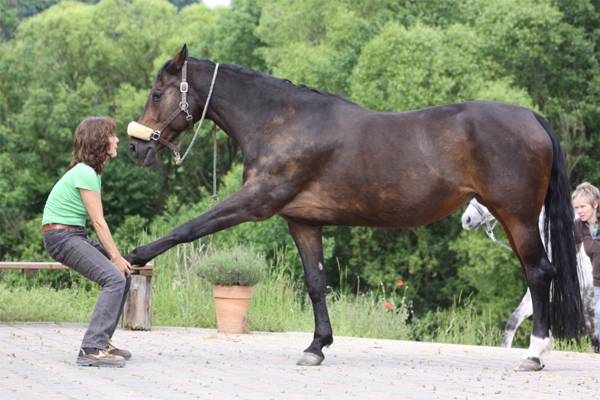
[197,243,267,286]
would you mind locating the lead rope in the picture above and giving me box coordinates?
[175,63,220,165]
[172,63,219,209]
[481,219,513,252]
[210,123,218,209]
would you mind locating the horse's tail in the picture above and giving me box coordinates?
[534,111,586,340]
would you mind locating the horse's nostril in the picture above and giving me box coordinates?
[129,142,136,154]
[466,217,471,224]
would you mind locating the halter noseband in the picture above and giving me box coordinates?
[128,60,220,164]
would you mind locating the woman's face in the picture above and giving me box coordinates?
[107,134,119,159]
[573,196,598,222]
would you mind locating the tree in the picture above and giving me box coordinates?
[0,0,183,259]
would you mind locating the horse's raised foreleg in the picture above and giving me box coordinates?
[124,184,279,266]
[286,220,333,366]
[502,289,533,348]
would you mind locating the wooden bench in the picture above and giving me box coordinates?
[0,262,154,331]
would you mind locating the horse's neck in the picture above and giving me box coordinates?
[190,62,281,148]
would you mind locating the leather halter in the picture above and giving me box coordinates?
[149,61,195,156]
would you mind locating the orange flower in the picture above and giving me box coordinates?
[385,302,392,310]
[398,279,404,286]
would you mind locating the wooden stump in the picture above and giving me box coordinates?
[122,273,153,331]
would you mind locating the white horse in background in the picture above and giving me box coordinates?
[461,199,599,351]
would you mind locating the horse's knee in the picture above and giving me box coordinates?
[169,225,189,244]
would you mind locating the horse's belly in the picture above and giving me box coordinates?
[279,185,470,228]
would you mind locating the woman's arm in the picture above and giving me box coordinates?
[80,188,131,276]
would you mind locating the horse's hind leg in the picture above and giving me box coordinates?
[502,289,533,348]
[286,220,333,366]
[495,217,555,371]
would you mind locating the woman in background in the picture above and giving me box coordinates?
[42,116,132,368]
[572,182,600,351]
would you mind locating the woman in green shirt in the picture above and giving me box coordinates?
[43,116,132,368]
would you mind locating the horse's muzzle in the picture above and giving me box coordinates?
[128,121,157,166]
[129,142,156,166]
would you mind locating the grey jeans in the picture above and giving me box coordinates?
[43,227,131,349]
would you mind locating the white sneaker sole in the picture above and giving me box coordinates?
[76,357,126,368]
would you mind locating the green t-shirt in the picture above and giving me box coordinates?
[42,163,102,227]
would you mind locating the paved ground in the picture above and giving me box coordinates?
[0,322,598,400]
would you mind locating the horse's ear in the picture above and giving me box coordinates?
[172,44,188,70]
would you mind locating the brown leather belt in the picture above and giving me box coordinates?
[42,223,84,232]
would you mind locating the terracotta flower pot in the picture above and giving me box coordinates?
[212,284,254,334]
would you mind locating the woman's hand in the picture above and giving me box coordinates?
[112,256,132,277]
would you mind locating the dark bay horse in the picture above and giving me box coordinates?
[126,45,585,371]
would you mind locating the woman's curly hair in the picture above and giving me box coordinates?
[68,116,117,174]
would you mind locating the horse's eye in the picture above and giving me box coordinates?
[152,92,162,101]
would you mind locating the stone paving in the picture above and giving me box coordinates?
[0,322,598,399]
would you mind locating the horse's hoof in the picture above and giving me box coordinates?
[514,357,544,372]
[296,352,324,366]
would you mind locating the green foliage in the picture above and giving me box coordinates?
[259,2,373,96]
[449,228,527,323]
[212,0,267,70]
[112,214,149,254]
[196,243,267,286]
[414,293,504,347]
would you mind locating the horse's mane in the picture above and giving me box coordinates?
[159,58,352,103]
[217,62,350,102]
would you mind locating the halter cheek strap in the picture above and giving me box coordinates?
[175,62,219,165]
[149,61,194,154]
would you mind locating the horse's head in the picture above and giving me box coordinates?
[129,45,196,166]
[461,199,495,231]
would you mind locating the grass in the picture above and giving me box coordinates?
[0,274,100,323]
[417,293,503,347]
[0,240,595,354]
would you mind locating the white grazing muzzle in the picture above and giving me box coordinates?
[127,121,154,141]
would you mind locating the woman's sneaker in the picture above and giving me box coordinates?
[76,347,125,368]
[108,339,132,360]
